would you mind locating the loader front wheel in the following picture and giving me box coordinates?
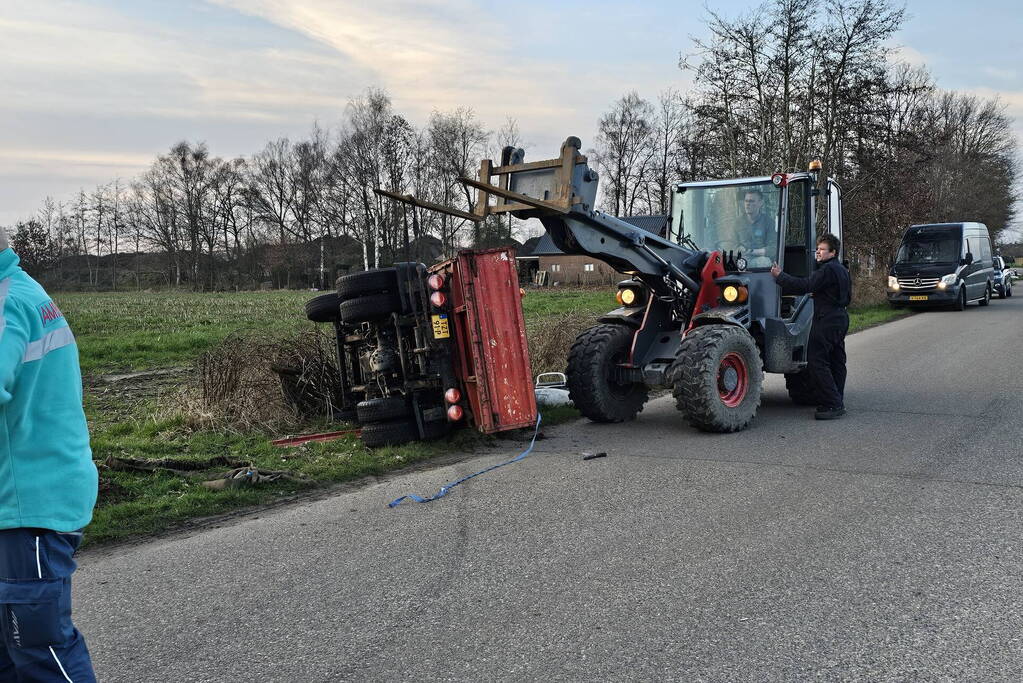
[566,323,648,423]
[671,325,762,433]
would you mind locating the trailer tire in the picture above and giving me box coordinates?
[784,369,818,406]
[339,293,402,323]
[566,323,648,423]
[336,268,399,300]
[356,397,410,423]
[671,325,762,433]
[360,418,418,447]
[305,293,340,323]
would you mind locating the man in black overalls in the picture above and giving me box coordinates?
[770,234,852,419]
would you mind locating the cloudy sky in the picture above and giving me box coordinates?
[2,0,1021,236]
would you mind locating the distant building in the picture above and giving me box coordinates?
[516,215,669,285]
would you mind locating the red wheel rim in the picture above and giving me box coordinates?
[718,352,748,407]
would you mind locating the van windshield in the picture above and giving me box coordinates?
[896,228,961,265]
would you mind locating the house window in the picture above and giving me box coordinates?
[583,264,595,272]
[550,264,561,272]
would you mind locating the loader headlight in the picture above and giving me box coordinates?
[615,282,646,308]
[721,285,748,304]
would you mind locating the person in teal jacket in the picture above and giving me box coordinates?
[0,229,98,681]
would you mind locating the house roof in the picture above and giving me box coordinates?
[518,215,669,257]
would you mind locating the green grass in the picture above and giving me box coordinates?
[521,288,612,317]
[848,304,912,333]
[55,290,315,373]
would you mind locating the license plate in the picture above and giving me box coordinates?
[909,295,928,301]
[431,314,450,339]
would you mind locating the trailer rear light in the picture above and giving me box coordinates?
[445,388,461,403]
[427,273,445,290]
[447,404,464,421]
[430,291,447,307]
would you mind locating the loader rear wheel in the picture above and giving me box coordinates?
[336,268,399,300]
[784,369,818,406]
[671,325,762,433]
[339,293,402,323]
[356,396,410,423]
[566,323,648,423]
[305,293,340,323]
[360,417,418,447]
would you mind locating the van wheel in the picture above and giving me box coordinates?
[953,288,966,311]
[1007,284,1013,298]
[978,286,991,307]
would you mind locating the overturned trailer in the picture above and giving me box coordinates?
[305,248,537,447]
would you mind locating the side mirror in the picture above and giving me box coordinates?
[961,253,974,266]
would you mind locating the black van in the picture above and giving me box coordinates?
[887,222,994,310]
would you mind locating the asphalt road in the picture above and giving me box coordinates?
[77,297,1023,681]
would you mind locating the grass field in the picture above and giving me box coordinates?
[55,287,908,546]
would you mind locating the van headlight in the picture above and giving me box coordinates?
[888,276,899,291]
[937,273,957,290]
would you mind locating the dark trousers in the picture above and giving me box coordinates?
[0,528,96,682]
[808,310,849,410]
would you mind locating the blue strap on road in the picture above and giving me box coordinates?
[387,413,543,507]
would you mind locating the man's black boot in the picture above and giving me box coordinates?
[815,406,846,420]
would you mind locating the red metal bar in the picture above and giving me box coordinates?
[271,429,360,447]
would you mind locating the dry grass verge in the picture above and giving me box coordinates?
[526,312,601,376]
[171,329,345,432]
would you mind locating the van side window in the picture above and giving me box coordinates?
[979,237,991,262]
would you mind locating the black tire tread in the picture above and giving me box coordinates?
[566,323,648,423]
[339,293,401,323]
[356,397,410,423]
[305,293,340,323]
[360,418,418,448]
[337,268,399,300]
[670,325,763,433]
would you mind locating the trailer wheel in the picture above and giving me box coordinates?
[360,417,418,447]
[566,323,648,423]
[336,268,399,300]
[784,369,818,406]
[339,293,402,323]
[671,325,763,433]
[305,293,340,323]
[356,396,410,423]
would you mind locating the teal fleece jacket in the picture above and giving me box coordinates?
[0,249,97,531]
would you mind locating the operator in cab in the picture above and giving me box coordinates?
[770,234,851,420]
[738,190,778,268]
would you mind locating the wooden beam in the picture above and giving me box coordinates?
[457,177,571,215]
[373,188,484,222]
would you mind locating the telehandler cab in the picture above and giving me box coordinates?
[320,136,845,437]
